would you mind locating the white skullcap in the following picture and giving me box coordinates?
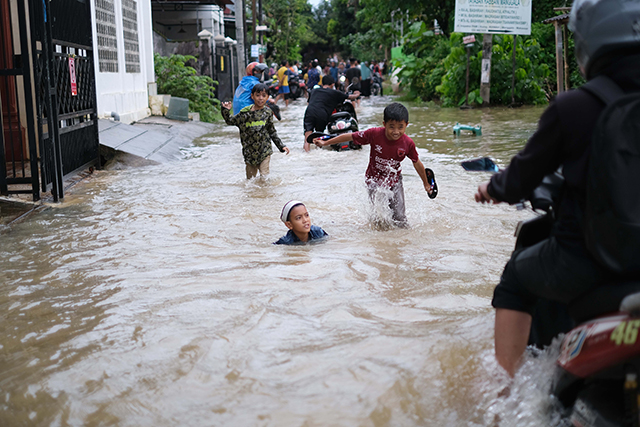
[280,200,304,223]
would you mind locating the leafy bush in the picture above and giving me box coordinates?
[393,22,451,101]
[436,32,550,106]
[394,22,556,106]
[154,53,220,122]
[435,32,482,106]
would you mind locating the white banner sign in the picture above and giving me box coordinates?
[251,44,260,58]
[454,0,532,35]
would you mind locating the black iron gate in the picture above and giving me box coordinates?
[0,0,99,202]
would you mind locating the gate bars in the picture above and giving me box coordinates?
[0,0,40,200]
[33,0,101,202]
[0,0,99,202]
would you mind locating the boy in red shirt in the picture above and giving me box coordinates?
[314,102,434,226]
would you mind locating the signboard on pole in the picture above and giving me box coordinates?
[454,0,532,35]
[69,57,78,96]
[251,44,259,58]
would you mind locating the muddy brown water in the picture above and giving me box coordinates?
[0,96,566,426]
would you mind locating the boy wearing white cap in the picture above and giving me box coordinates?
[274,201,328,245]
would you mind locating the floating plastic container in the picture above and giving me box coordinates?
[166,97,190,121]
[453,122,482,136]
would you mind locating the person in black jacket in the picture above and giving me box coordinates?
[345,58,361,107]
[474,0,640,377]
[302,76,360,152]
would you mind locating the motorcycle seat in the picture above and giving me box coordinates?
[330,111,352,120]
[568,281,640,323]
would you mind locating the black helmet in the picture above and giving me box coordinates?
[569,0,640,79]
[254,63,268,73]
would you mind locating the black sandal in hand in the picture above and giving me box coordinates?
[425,168,438,199]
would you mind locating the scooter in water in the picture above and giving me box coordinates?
[463,157,640,427]
[306,101,360,152]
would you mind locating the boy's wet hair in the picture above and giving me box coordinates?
[322,75,334,86]
[251,83,268,94]
[383,102,409,123]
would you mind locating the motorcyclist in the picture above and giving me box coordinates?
[233,62,281,120]
[474,0,640,377]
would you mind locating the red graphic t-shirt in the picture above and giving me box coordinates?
[351,127,419,187]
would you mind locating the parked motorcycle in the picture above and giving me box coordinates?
[265,76,279,99]
[371,72,383,96]
[463,158,640,427]
[264,73,305,101]
[288,74,305,100]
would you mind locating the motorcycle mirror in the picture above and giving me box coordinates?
[461,157,500,172]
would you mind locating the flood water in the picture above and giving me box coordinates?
[0,96,563,426]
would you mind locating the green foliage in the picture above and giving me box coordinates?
[359,0,455,35]
[263,0,319,62]
[339,25,393,62]
[394,21,450,101]
[154,53,220,123]
[435,33,484,106]
[395,24,551,106]
[481,35,549,106]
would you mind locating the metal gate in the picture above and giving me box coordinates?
[215,44,238,102]
[0,0,99,202]
[0,0,40,200]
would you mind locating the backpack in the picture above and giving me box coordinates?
[581,76,640,275]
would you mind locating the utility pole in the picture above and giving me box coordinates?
[234,0,246,82]
[480,34,493,104]
[252,0,257,45]
[258,0,264,63]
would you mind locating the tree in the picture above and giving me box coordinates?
[262,0,317,62]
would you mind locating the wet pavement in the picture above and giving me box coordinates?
[0,198,37,228]
[2,116,218,232]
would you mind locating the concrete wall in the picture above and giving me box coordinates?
[90,0,154,124]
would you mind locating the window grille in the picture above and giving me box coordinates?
[95,0,118,73]
[122,0,140,73]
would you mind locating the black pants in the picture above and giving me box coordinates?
[361,79,371,97]
[492,236,608,316]
[303,111,328,133]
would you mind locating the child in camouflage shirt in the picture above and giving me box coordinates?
[221,83,289,179]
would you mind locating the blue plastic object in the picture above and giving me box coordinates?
[461,157,499,172]
[453,122,482,136]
